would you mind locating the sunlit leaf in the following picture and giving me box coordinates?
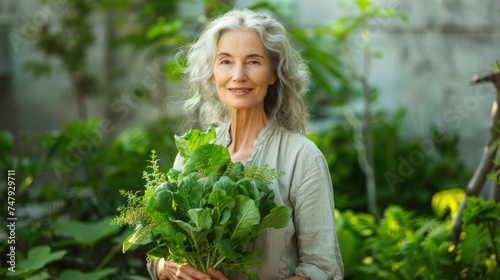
[7,246,66,276]
[431,189,465,219]
[56,268,118,280]
[53,217,120,245]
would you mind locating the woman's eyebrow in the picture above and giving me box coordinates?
[217,52,265,58]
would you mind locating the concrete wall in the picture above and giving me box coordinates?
[0,0,186,139]
[286,0,500,166]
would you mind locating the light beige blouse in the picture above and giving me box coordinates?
[149,122,344,280]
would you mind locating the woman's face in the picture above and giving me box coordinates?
[212,29,276,113]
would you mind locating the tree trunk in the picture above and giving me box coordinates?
[73,75,88,120]
[450,71,500,243]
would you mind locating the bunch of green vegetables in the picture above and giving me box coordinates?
[112,127,291,279]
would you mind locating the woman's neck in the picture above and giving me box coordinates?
[227,110,268,163]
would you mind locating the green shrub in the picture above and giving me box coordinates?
[0,117,179,279]
[336,190,500,279]
[309,109,473,215]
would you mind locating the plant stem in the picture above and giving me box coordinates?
[96,243,121,269]
[339,14,379,220]
[213,255,226,269]
[81,244,94,272]
[489,221,500,272]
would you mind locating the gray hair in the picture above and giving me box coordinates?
[182,9,310,133]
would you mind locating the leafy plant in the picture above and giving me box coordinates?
[335,189,500,279]
[309,109,472,216]
[6,245,67,278]
[0,117,180,279]
[459,196,500,278]
[112,127,290,279]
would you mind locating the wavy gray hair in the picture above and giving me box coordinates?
[182,9,310,133]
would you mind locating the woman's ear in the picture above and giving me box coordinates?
[270,71,277,85]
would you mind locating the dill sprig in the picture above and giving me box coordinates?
[111,150,165,230]
[243,164,285,185]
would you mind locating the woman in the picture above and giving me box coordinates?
[148,8,344,280]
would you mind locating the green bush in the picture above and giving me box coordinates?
[0,118,179,279]
[337,192,500,279]
[309,109,473,215]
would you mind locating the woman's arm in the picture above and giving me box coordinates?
[291,155,344,279]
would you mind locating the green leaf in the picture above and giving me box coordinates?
[56,268,118,280]
[147,244,171,260]
[431,188,464,219]
[172,219,211,251]
[174,176,204,213]
[146,195,167,223]
[236,178,261,203]
[197,177,216,195]
[122,234,135,253]
[167,168,181,182]
[26,270,51,280]
[258,199,278,219]
[460,224,489,268]
[146,19,184,40]
[228,161,245,181]
[258,205,291,233]
[53,217,120,245]
[216,238,238,260]
[208,189,236,224]
[153,222,186,246]
[188,208,213,229]
[123,225,154,253]
[213,177,237,197]
[156,190,175,219]
[336,228,363,271]
[172,219,195,237]
[213,223,228,240]
[231,195,260,242]
[174,126,216,160]
[155,181,176,194]
[7,246,66,276]
[180,144,231,180]
[356,0,372,11]
[463,196,500,225]
[242,249,262,269]
[0,130,13,154]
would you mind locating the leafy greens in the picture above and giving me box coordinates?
[111,127,290,279]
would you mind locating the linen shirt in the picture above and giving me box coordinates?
[212,123,343,280]
[148,122,344,280]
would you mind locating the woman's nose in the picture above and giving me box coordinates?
[232,63,247,82]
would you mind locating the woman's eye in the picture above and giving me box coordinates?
[248,60,260,65]
[220,59,231,65]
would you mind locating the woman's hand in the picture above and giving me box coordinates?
[284,276,309,280]
[156,258,212,280]
[209,267,229,280]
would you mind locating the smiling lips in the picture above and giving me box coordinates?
[229,87,253,96]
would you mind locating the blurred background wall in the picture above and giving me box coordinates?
[1,0,500,167]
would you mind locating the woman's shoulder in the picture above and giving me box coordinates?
[274,127,325,158]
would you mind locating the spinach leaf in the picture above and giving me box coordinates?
[174,126,216,161]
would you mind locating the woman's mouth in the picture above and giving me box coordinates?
[229,88,252,96]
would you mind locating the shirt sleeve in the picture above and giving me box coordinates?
[147,258,160,280]
[291,155,344,280]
